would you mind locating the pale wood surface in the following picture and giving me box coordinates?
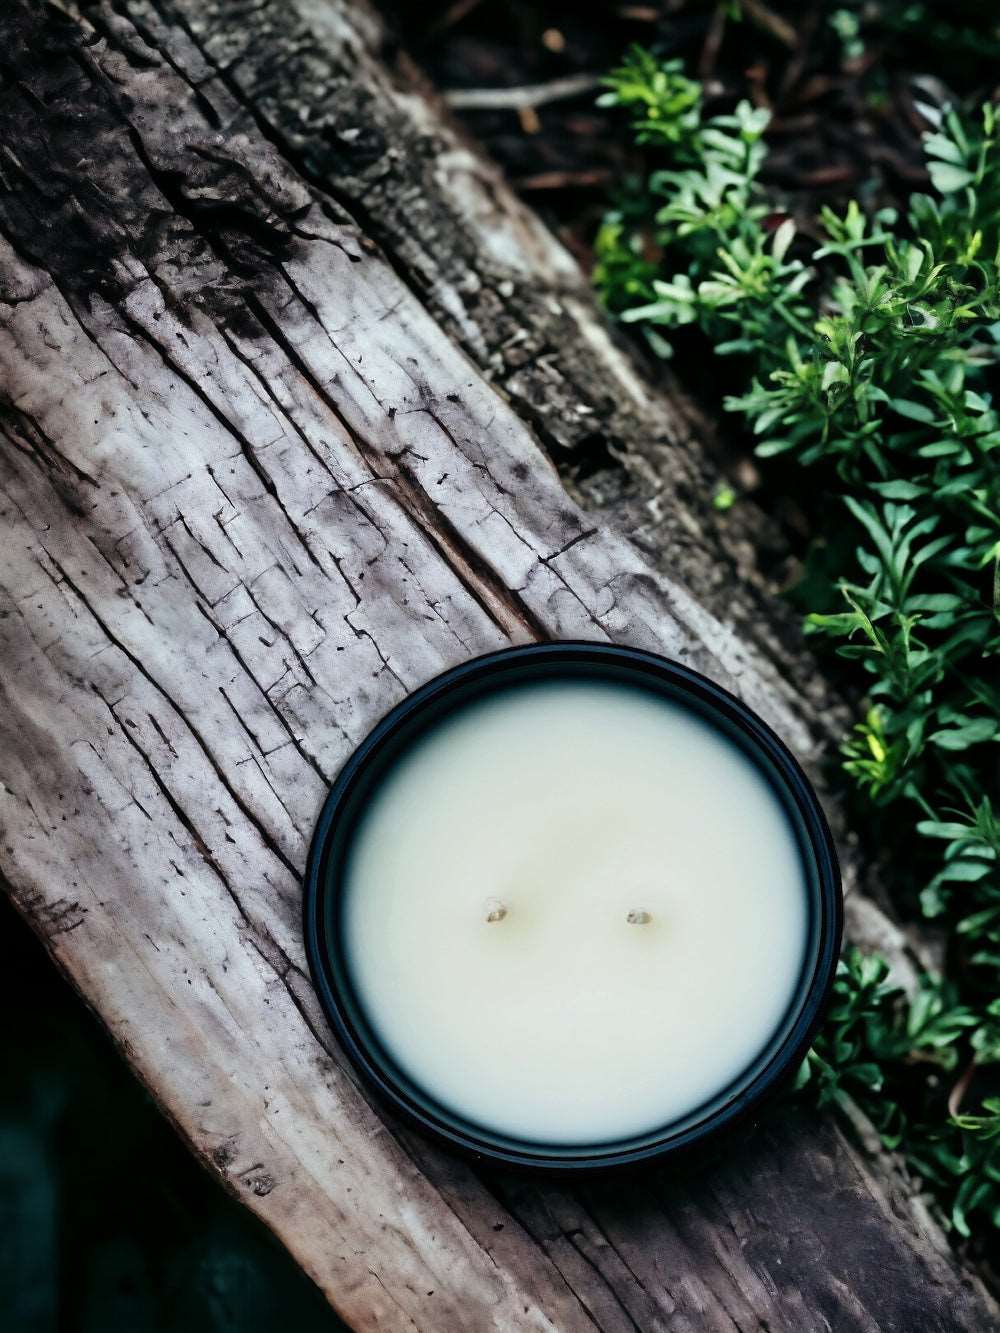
[0,2,996,1329]
[192,0,831,719]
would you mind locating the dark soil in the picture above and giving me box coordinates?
[382,0,1000,266]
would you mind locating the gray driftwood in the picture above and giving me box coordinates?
[176,0,823,714]
[0,2,996,1330]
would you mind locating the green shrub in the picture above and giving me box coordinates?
[598,49,1000,1240]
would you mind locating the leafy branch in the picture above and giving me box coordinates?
[799,950,999,1237]
[597,49,1000,1243]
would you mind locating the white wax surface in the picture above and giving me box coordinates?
[343,679,808,1146]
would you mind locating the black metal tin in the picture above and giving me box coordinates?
[303,642,842,1173]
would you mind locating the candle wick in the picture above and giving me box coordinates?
[627,910,652,925]
[485,899,508,923]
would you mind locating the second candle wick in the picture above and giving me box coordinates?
[485,899,508,923]
[627,910,652,925]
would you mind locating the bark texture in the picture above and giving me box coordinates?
[0,3,995,1331]
[160,0,823,717]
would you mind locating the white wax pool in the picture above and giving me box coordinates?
[343,678,809,1146]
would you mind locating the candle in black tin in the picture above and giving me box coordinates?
[305,644,841,1171]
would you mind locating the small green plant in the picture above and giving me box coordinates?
[799,950,1000,1237]
[598,51,1000,1243]
[596,48,773,336]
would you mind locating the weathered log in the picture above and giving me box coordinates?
[158,0,824,718]
[152,0,901,940]
[210,0,928,964]
[0,3,995,1330]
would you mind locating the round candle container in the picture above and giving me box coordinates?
[304,642,841,1172]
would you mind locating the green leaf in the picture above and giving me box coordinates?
[891,399,938,424]
[937,861,992,883]
[917,820,981,840]
[600,71,1000,1245]
[927,162,976,195]
[871,481,925,500]
[805,611,869,635]
[929,718,998,749]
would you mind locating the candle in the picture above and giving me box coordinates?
[306,645,840,1168]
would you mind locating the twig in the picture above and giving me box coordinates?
[428,0,484,35]
[800,164,858,186]
[516,169,613,191]
[780,0,823,97]
[444,73,603,112]
[948,1059,978,1119]
[698,3,728,81]
[836,1089,887,1158]
[518,106,541,135]
[743,0,799,51]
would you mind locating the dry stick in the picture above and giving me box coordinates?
[516,169,613,191]
[618,6,660,20]
[742,0,799,51]
[428,0,485,35]
[948,1060,979,1119]
[779,0,824,98]
[699,3,729,82]
[444,73,603,112]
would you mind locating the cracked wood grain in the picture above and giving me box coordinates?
[161,0,831,725]
[0,3,996,1331]
[104,0,912,953]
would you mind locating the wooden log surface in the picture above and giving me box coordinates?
[0,2,996,1329]
[172,0,826,719]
